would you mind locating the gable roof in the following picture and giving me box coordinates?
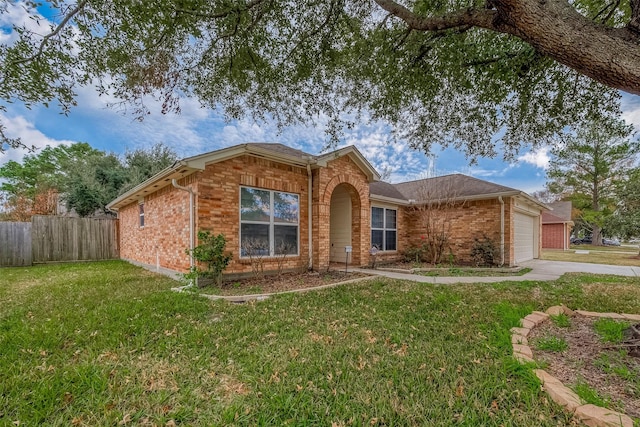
[107,143,379,210]
[543,201,572,222]
[369,173,548,210]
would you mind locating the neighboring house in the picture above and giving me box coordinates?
[541,201,574,250]
[107,143,547,276]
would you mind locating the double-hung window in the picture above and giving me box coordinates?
[371,207,396,251]
[240,187,299,257]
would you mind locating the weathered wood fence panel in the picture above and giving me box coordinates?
[31,216,119,263]
[0,222,32,267]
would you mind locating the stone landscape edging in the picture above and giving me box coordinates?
[511,305,640,427]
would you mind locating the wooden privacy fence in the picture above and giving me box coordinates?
[0,216,119,267]
[0,222,32,267]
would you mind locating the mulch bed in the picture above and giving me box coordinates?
[198,270,370,296]
[529,316,640,419]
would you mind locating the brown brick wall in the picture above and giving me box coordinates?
[314,155,371,270]
[542,223,565,249]
[119,174,196,272]
[376,197,517,266]
[196,155,310,275]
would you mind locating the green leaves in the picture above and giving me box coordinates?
[546,117,639,242]
[0,142,176,218]
[0,0,627,160]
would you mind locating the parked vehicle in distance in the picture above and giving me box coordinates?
[572,236,592,245]
[603,238,621,246]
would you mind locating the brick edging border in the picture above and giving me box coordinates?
[511,306,640,427]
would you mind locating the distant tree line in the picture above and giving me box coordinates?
[0,142,176,220]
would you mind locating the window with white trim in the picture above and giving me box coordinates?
[371,207,396,251]
[240,187,299,257]
[139,203,145,228]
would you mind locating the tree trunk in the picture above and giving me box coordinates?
[376,0,640,95]
[492,1,640,95]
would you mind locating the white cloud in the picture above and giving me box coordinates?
[517,146,550,170]
[0,114,74,164]
[0,1,46,46]
[623,107,640,131]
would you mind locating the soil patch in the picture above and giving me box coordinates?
[197,270,370,296]
[529,316,640,420]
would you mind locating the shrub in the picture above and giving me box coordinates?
[470,234,499,267]
[185,231,232,287]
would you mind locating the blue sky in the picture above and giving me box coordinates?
[2,2,640,195]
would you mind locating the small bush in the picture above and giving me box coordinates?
[185,231,232,287]
[471,234,499,267]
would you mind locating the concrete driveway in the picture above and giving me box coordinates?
[359,259,640,285]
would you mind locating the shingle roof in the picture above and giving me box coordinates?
[376,174,518,202]
[369,181,408,201]
[544,201,572,222]
[244,143,314,160]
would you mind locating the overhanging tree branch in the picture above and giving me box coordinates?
[10,0,89,66]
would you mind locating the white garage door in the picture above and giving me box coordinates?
[514,212,535,263]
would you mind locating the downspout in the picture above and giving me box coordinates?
[498,196,505,266]
[306,159,313,270]
[172,179,194,269]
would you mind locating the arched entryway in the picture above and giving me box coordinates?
[330,185,352,263]
[328,183,362,265]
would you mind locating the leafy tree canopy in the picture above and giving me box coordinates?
[1,0,636,160]
[0,142,176,218]
[605,167,640,240]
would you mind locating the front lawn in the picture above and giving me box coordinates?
[1,261,640,426]
[542,248,640,266]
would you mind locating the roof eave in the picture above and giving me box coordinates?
[369,194,411,206]
[106,161,196,210]
[316,146,380,182]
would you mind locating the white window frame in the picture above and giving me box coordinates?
[239,186,300,258]
[138,202,145,228]
[371,206,397,251]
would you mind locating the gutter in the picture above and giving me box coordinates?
[172,179,195,269]
[499,196,505,266]
[306,157,314,270]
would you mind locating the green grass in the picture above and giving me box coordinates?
[534,336,568,352]
[593,318,629,343]
[549,313,571,328]
[1,262,640,425]
[573,381,614,408]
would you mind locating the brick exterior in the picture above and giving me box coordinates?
[542,223,569,249]
[117,151,538,274]
[314,155,370,270]
[196,155,310,275]
[119,174,196,272]
[389,198,517,266]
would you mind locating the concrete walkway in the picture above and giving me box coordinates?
[359,259,640,284]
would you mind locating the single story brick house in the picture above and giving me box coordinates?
[107,143,547,276]
[541,201,574,250]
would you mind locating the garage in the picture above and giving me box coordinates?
[514,212,538,263]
